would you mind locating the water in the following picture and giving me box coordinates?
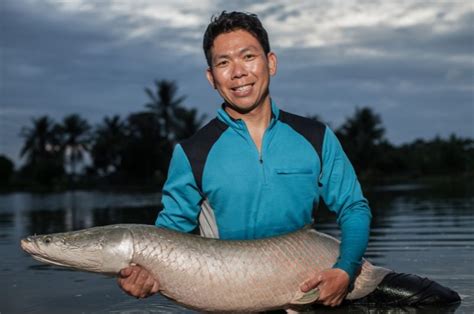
[0,186,472,313]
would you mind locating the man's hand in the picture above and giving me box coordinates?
[117,265,160,299]
[300,268,350,307]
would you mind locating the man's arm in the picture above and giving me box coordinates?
[118,144,203,298]
[155,143,203,231]
[319,127,371,280]
[301,127,371,306]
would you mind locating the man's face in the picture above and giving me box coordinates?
[206,29,277,114]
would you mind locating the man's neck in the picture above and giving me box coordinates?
[224,99,272,152]
[224,99,272,131]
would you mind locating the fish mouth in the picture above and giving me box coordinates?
[20,238,68,267]
[29,254,69,267]
[20,238,36,254]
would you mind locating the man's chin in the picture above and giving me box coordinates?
[224,101,263,115]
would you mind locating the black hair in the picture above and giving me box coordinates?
[203,11,271,67]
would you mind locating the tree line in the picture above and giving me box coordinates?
[1,80,205,189]
[333,108,473,182]
[0,80,472,189]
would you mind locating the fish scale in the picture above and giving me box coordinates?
[21,224,391,312]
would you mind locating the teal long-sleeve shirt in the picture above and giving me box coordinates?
[156,102,371,281]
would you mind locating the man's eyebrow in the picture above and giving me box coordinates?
[213,46,260,61]
[239,46,259,54]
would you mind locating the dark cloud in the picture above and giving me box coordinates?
[0,0,212,163]
[339,11,474,59]
[273,45,473,144]
[1,0,472,166]
[269,7,473,144]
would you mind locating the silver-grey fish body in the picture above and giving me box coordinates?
[21,224,391,312]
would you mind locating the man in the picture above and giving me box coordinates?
[118,11,460,308]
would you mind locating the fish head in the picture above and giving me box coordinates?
[20,225,134,274]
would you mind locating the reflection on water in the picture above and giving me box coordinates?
[0,188,472,313]
[0,191,161,236]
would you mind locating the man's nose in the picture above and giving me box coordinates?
[231,61,247,79]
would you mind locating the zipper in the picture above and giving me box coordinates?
[259,149,266,184]
[240,120,268,185]
[258,124,271,185]
[239,117,273,238]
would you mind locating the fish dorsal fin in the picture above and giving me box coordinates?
[290,288,319,305]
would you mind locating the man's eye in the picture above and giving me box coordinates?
[244,54,256,60]
[216,60,228,67]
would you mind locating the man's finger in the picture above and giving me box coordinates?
[300,274,323,292]
[141,275,156,296]
[334,295,345,306]
[130,268,145,286]
[331,298,343,307]
[119,267,133,278]
[137,268,152,286]
[151,280,160,294]
[117,270,138,292]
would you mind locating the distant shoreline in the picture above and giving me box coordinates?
[1,173,472,196]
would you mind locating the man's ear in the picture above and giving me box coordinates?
[206,68,216,89]
[267,52,278,76]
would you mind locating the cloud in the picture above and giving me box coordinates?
[1,0,473,164]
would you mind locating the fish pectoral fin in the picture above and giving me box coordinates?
[290,288,319,305]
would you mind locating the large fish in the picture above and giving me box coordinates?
[20,224,391,312]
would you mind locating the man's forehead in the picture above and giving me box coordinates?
[213,29,258,43]
[211,30,263,57]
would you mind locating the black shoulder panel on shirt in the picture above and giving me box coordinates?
[279,110,326,172]
[180,118,228,194]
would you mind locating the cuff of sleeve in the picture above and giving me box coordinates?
[332,260,361,283]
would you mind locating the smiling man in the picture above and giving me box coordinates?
[118,11,363,307]
[206,29,276,113]
[117,11,460,308]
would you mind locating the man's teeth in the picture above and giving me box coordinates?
[234,84,251,91]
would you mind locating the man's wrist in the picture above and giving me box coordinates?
[332,260,359,283]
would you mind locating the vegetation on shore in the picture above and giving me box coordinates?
[1,80,472,192]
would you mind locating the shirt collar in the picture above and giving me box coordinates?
[217,99,280,129]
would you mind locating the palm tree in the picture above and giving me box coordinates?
[0,155,14,186]
[19,115,64,184]
[59,114,91,177]
[91,115,127,176]
[20,115,62,165]
[145,80,186,143]
[121,112,164,180]
[336,107,385,173]
[174,107,207,141]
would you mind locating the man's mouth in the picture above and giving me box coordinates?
[231,83,254,95]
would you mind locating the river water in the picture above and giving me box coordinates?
[1,184,472,313]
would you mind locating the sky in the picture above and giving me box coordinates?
[1,0,473,165]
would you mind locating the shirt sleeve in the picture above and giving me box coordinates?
[319,127,372,282]
[155,144,203,232]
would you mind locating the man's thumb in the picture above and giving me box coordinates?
[119,267,132,277]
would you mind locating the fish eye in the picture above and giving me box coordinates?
[44,236,52,244]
